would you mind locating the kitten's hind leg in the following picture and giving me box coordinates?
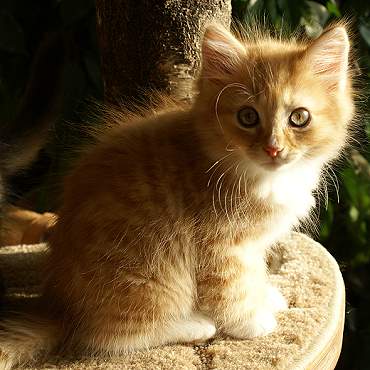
[163,313,216,344]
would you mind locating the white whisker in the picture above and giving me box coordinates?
[214,83,250,132]
[205,152,234,173]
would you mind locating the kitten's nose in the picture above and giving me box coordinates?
[264,145,283,158]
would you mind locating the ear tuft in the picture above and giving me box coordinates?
[201,24,245,82]
[306,26,350,91]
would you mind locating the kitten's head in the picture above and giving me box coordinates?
[195,23,355,174]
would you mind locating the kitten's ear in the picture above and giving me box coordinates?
[201,24,245,81]
[305,27,350,91]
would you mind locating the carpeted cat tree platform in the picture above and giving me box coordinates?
[0,232,344,370]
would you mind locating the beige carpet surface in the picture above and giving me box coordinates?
[0,232,344,370]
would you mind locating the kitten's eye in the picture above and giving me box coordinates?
[289,108,310,128]
[237,107,259,128]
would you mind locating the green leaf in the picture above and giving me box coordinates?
[326,1,341,18]
[300,1,329,37]
[320,201,334,240]
[350,206,359,222]
[341,168,359,206]
[277,0,310,28]
[266,0,279,22]
[307,1,329,26]
[359,24,370,47]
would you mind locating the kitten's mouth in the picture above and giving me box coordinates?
[258,150,301,171]
[261,160,286,170]
[260,157,294,171]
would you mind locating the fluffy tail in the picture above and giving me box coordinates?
[0,311,61,370]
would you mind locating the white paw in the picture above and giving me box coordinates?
[267,285,288,312]
[189,313,217,341]
[171,313,216,343]
[224,309,277,339]
[221,287,286,340]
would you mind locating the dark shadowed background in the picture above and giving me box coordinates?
[0,0,369,368]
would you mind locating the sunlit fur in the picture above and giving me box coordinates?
[0,23,356,369]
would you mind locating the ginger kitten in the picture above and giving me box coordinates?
[0,23,355,368]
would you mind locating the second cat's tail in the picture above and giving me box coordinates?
[0,310,61,370]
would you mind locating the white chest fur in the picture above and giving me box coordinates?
[251,163,320,246]
[255,163,319,216]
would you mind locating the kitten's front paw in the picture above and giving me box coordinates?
[224,309,277,339]
[223,287,287,339]
[267,285,288,312]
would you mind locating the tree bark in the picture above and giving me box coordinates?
[96,0,232,103]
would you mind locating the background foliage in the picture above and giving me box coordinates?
[0,0,369,368]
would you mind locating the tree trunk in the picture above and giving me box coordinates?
[95,0,232,103]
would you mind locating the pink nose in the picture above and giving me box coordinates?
[264,145,282,158]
